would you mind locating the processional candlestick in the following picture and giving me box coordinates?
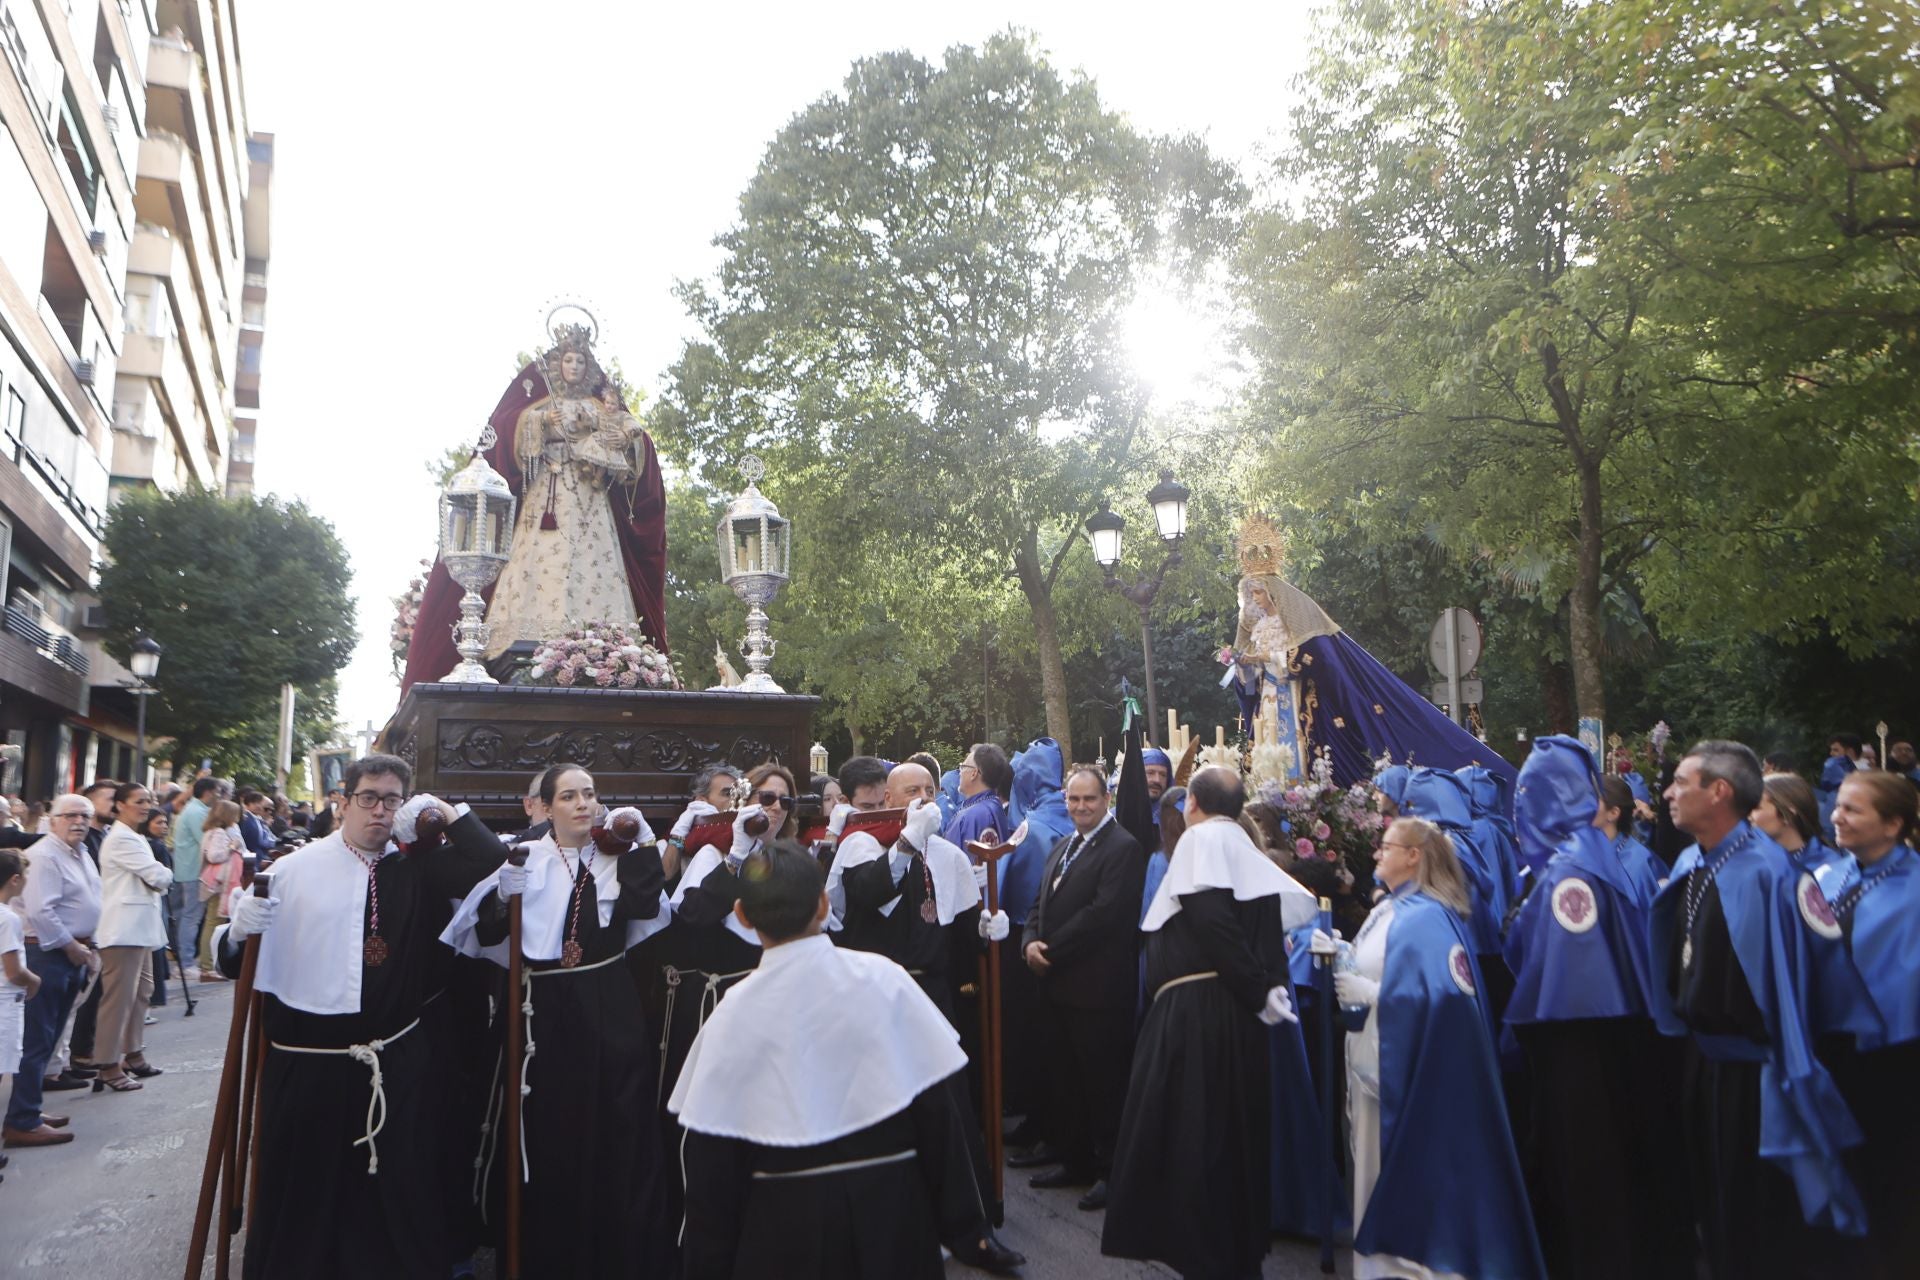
[438,453,517,684]
[716,455,791,694]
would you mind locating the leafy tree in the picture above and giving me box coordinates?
[658,31,1244,761]
[98,487,357,772]
[1238,0,1920,727]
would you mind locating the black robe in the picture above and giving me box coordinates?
[471,844,670,1280]
[649,864,761,1245]
[681,1075,982,1280]
[218,814,501,1280]
[1103,888,1287,1280]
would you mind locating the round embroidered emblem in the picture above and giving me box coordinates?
[1447,943,1477,996]
[1551,878,1599,934]
[1797,873,1842,940]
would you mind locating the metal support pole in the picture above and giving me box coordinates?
[1444,608,1463,728]
[1139,607,1160,750]
[134,687,149,786]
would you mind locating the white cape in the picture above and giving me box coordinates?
[440,833,669,965]
[667,846,761,946]
[825,831,980,931]
[251,833,387,1016]
[1142,816,1317,933]
[669,934,966,1146]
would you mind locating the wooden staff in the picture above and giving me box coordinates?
[967,833,1017,1205]
[1313,897,1338,1275]
[184,869,272,1280]
[503,842,532,1280]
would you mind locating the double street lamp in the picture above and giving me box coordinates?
[1086,471,1191,746]
[128,633,162,783]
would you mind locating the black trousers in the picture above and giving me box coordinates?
[1042,1000,1134,1178]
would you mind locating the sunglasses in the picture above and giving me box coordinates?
[752,790,795,810]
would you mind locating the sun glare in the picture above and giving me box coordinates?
[1123,282,1226,406]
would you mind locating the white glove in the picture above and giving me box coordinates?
[229,894,276,942]
[826,802,857,839]
[978,909,1011,942]
[671,800,718,841]
[903,799,941,851]
[729,804,766,863]
[1334,970,1380,1009]
[392,793,450,844]
[1258,983,1298,1026]
[497,862,529,898]
[1309,927,1341,958]
[972,862,990,890]
[604,805,656,845]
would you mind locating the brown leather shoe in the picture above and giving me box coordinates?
[3,1124,74,1147]
[41,1114,69,1128]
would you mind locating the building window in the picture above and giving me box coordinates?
[38,219,87,350]
[2,387,24,461]
[54,82,100,218]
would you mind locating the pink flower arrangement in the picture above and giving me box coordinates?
[528,620,680,691]
[388,558,432,680]
[1257,777,1382,886]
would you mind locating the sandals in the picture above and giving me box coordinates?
[126,1062,163,1079]
[93,1073,142,1093]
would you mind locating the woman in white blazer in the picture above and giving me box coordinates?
[95,782,173,1090]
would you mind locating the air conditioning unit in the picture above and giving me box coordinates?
[73,360,97,386]
[87,229,108,255]
[81,604,108,630]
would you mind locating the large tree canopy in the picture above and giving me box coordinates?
[658,30,1244,761]
[99,487,357,774]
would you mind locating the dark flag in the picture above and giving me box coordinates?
[1114,714,1156,857]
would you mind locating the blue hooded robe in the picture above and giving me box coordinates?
[1004,739,1070,926]
[1402,768,1507,958]
[1372,764,1411,814]
[1355,889,1545,1279]
[1648,822,1867,1235]
[1835,844,1920,1048]
[1460,765,1521,903]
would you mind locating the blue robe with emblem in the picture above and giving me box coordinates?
[942,788,1009,855]
[1816,756,1855,837]
[1838,845,1920,1048]
[1356,890,1544,1279]
[1402,769,1506,957]
[1460,765,1521,902]
[1786,840,1882,1044]
[1649,822,1867,1234]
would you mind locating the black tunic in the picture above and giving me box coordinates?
[219,815,502,1280]
[649,864,761,1247]
[1103,888,1288,1280]
[680,1076,983,1280]
[471,844,670,1280]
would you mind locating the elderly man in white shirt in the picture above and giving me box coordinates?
[3,796,101,1146]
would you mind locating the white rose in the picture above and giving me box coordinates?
[529,665,546,679]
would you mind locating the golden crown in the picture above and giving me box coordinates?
[1236,512,1287,578]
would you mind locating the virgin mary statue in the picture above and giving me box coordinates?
[401,322,669,690]
[1224,513,1515,790]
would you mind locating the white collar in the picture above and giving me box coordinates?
[441,833,669,964]
[254,832,396,1015]
[1141,816,1317,933]
[670,934,966,1145]
[824,831,980,929]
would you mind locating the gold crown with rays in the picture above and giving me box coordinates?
[1236,512,1288,578]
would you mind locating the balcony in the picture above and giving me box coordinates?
[111,430,160,483]
[127,223,176,278]
[3,605,89,677]
[146,39,198,95]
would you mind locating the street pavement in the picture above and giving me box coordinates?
[0,978,1351,1279]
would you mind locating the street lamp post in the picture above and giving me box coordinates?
[129,633,162,784]
[1085,471,1190,746]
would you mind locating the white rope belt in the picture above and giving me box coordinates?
[269,1014,422,1175]
[1153,970,1220,1002]
[657,963,755,1108]
[526,951,627,978]
[751,1149,917,1180]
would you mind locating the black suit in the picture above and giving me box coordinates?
[310,806,339,839]
[1021,817,1145,1178]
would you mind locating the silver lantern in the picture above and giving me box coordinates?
[716,455,790,693]
[437,452,517,683]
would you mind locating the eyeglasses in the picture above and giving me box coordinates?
[1380,840,1418,853]
[752,790,795,810]
[349,791,406,812]
[958,762,979,775]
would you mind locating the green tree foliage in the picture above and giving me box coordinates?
[98,487,357,774]
[1237,0,1920,726]
[658,31,1244,761]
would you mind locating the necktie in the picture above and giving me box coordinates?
[1053,833,1086,891]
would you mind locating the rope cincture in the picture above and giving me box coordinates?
[270,1014,422,1175]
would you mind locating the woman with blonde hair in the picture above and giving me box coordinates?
[1325,815,1542,1279]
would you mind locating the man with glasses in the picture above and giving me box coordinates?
[3,796,101,1147]
[944,744,1013,851]
[211,754,507,1280]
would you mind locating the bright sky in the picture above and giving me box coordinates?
[241,2,1315,739]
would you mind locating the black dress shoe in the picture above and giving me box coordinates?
[1028,1166,1092,1190]
[949,1231,1025,1274]
[41,1073,88,1092]
[1006,1142,1062,1169]
[1077,1179,1109,1211]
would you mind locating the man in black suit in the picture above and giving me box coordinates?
[1020,764,1145,1211]
[308,786,346,839]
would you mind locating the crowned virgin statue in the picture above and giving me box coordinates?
[1224,514,1339,782]
[400,317,670,690]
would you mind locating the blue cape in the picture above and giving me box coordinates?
[1358,890,1545,1279]
[1503,736,1653,1026]
[1005,738,1070,924]
[1649,823,1866,1234]
[1459,765,1521,901]
[1270,1011,1348,1239]
[936,769,962,824]
[1787,841,1882,1043]
[1294,631,1518,790]
[942,788,1008,852]
[1140,850,1169,927]
[1402,768,1507,955]
[1612,833,1666,910]
[1373,764,1411,812]
[1843,844,1920,1048]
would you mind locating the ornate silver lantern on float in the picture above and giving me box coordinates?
[716,455,790,693]
[438,452,517,683]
